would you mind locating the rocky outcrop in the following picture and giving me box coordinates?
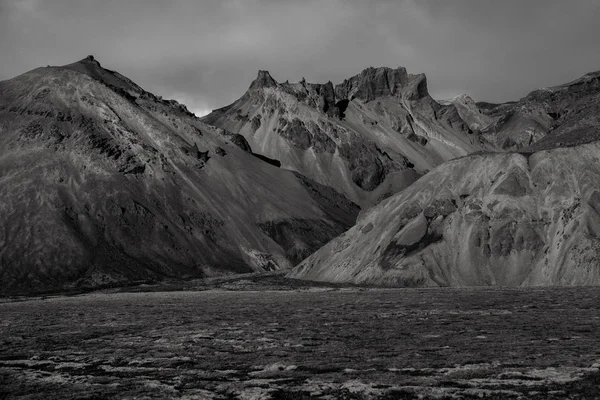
[334,67,430,103]
[337,140,409,192]
[214,128,253,153]
[439,94,493,132]
[335,67,410,102]
[249,70,278,90]
[0,57,360,295]
[279,118,313,150]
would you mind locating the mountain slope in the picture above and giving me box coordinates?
[477,70,600,151]
[203,67,491,206]
[438,94,493,132]
[0,56,359,295]
[289,68,600,288]
[289,141,600,286]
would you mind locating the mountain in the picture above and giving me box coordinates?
[477,70,600,151]
[438,94,493,132]
[0,56,359,295]
[203,67,492,206]
[289,71,600,287]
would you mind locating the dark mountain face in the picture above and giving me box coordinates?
[290,70,600,287]
[203,66,490,207]
[0,56,359,295]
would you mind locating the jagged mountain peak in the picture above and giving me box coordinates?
[334,66,429,102]
[350,66,410,80]
[249,70,279,90]
[242,65,429,104]
[203,63,485,207]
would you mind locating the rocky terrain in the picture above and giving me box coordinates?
[2,286,600,399]
[203,67,492,207]
[477,70,600,151]
[0,56,359,295]
[290,69,600,287]
[438,94,493,133]
[2,55,600,295]
[438,70,600,153]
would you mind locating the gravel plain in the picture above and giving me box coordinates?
[2,282,600,399]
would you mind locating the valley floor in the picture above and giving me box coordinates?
[1,281,600,399]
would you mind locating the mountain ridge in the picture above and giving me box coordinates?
[203,65,490,207]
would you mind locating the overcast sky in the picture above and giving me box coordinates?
[1,0,600,116]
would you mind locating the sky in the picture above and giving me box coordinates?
[1,0,600,117]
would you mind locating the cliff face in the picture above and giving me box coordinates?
[0,56,359,295]
[203,66,489,207]
[289,142,600,287]
[335,67,411,101]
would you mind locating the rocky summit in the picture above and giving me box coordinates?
[289,70,600,287]
[0,56,359,295]
[203,66,492,207]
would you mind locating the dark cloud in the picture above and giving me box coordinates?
[1,0,599,115]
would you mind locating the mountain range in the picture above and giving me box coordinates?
[1,56,600,294]
[290,70,600,286]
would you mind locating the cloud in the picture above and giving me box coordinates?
[1,0,599,109]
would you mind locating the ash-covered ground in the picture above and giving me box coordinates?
[2,277,600,399]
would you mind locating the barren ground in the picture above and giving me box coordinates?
[2,278,600,399]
